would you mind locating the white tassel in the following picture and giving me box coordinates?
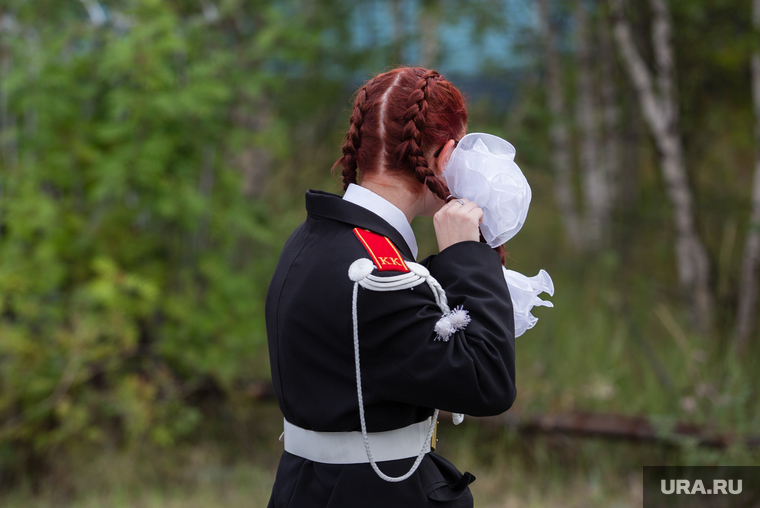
[452,413,464,425]
[447,306,471,330]
[434,315,455,341]
[434,306,471,341]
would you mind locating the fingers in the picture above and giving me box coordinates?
[445,198,481,216]
[471,205,484,225]
[433,198,485,251]
[458,202,483,225]
[461,200,479,214]
[441,199,482,223]
[445,197,470,208]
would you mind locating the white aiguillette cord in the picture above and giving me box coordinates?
[348,258,467,482]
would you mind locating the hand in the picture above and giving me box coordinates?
[433,198,484,252]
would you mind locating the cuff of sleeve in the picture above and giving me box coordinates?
[428,242,503,287]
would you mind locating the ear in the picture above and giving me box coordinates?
[430,139,458,176]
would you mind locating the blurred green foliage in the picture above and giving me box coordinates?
[0,0,358,482]
[0,0,759,499]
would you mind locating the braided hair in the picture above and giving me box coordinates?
[332,67,506,263]
[393,70,451,201]
[332,67,466,199]
[335,82,371,189]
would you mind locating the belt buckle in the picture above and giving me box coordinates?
[430,418,439,451]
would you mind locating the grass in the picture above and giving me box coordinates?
[0,431,646,508]
[3,250,758,506]
[3,245,759,507]
[4,165,759,506]
[1,404,754,508]
[439,426,647,508]
[1,461,276,508]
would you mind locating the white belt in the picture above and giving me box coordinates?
[282,418,432,464]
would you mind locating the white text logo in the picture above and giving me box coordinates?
[661,479,742,495]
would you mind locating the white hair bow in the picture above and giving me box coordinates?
[443,132,553,337]
[443,132,531,248]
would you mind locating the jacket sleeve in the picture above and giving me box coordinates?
[357,241,516,416]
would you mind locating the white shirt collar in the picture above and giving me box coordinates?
[343,183,418,260]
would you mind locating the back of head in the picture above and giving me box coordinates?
[333,67,468,201]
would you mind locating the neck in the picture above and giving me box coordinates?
[359,176,423,224]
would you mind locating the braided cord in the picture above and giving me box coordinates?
[425,276,450,315]
[352,281,439,482]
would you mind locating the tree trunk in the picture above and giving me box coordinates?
[598,5,621,240]
[418,0,440,69]
[0,37,6,168]
[734,0,760,350]
[575,0,606,248]
[78,0,107,26]
[609,0,713,331]
[231,101,273,199]
[539,0,583,250]
[195,144,216,255]
[0,16,13,243]
[390,0,405,65]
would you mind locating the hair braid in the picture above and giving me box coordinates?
[394,70,450,201]
[334,83,371,190]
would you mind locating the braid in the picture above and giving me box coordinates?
[393,70,450,201]
[333,67,465,201]
[334,83,371,190]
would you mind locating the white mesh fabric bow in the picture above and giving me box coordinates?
[442,133,531,248]
[502,268,554,337]
[443,132,553,336]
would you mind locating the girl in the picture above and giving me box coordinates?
[266,66,515,508]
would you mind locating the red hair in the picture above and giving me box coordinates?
[333,67,506,265]
[333,67,468,200]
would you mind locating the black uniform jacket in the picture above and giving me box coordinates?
[266,189,516,508]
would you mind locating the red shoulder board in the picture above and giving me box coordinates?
[353,228,410,273]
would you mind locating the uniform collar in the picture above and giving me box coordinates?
[342,184,418,260]
[305,189,416,260]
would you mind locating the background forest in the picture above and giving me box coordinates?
[0,0,759,506]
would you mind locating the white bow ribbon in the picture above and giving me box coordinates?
[443,132,532,248]
[443,132,552,337]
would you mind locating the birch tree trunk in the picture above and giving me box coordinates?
[734,0,760,350]
[539,0,583,250]
[609,0,713,330]
[575,0,606,248]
